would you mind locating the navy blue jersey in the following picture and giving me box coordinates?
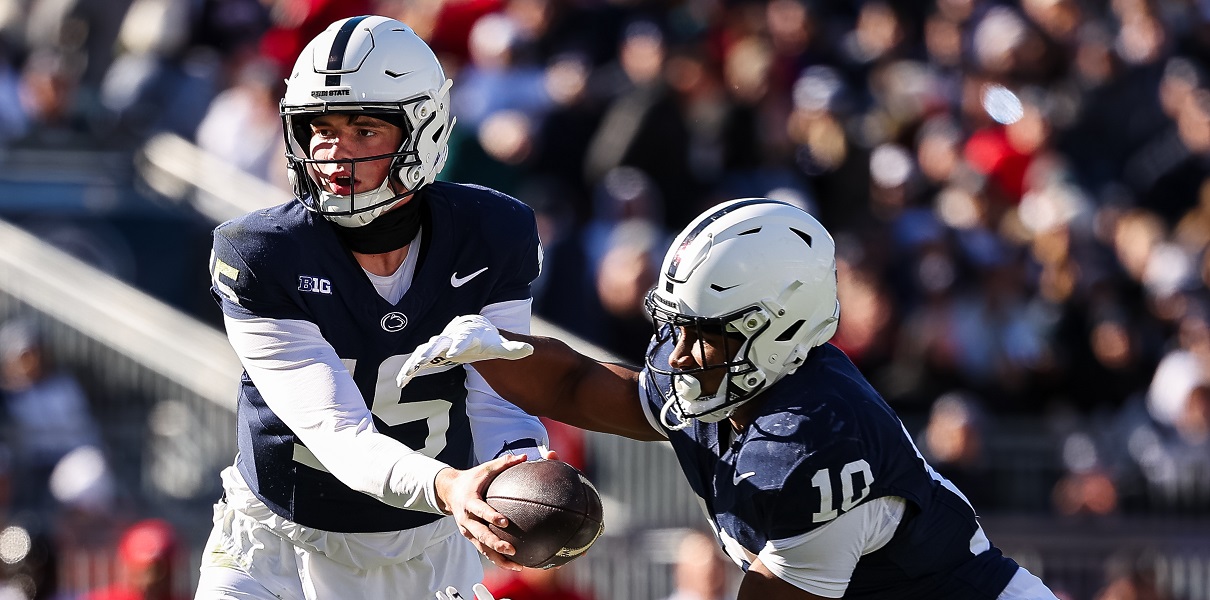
[209,182,540,533]
[641,338,1019,599]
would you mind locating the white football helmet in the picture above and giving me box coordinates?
[644,198,840,427]
[281,15,456,227]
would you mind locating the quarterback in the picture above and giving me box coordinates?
[196,16,549,600]
[403,199,1062,599]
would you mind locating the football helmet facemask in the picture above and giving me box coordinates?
[281,15,455,227]
[644,198,840,428]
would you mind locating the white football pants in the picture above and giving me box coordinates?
[194,466,483,600]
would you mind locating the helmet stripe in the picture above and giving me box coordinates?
[324,15,371,86]
[666,198,785,280]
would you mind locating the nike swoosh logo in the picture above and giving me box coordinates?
[450,267,489,287]
[384,69,412,78]
[733,471,756,485]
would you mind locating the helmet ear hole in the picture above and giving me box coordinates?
[775,320,806,342]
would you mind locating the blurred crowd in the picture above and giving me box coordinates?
[2,0,1210,596]
[0,319,187,599]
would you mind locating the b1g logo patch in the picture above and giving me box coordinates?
[299,275,332,294]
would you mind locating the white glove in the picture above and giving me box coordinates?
[435,583,509,600]
[397,315,534,388]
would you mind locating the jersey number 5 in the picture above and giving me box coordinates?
[810,459,874,523]
[366,354,452,458]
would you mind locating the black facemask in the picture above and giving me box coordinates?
[329,193,425,254]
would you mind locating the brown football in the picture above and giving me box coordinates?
[484,459,604,569]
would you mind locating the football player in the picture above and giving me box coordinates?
[196,15,551,600]
[401,199,1062,599]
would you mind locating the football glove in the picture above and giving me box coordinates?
[397,315,533,388]
[435,584,509,600]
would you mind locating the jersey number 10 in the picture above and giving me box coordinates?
[810,459,874,523]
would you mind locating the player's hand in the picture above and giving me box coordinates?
[496,444,559,462]
[436,454,527,571]
[397,315,534,388]
[436,584,510,600]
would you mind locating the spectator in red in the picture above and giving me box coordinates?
[485,566,593,600]
[258,0,372,76]
[82,519,184,600]
[963,85,1055,207]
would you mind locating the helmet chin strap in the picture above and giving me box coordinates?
[658,394,691,431]
[318,176,404,228]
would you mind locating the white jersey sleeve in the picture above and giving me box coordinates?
[223,315,449,515]
[757,495,906,597]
